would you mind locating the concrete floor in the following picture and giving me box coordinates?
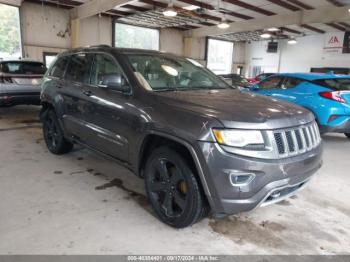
[0,106,349,255]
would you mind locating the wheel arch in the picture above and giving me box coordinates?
[137,131,212,203]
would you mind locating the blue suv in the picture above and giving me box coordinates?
[250,73,350,138]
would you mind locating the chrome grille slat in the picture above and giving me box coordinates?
[272,121,321,159]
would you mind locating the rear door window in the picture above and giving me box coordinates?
[259,76,283,90]
[65,53,93,84]
[313,78,350,91]
[281,77,303,89]
[49,56,69,78]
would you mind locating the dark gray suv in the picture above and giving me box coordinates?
[40,46,323,228]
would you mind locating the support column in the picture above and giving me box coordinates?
[183,37,207,64]
[70,18,80,48]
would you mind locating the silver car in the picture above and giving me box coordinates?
[0,60,46,107]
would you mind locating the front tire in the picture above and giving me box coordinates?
[345,133,350,139]
[144,147,206,228]
[43,110,73,154]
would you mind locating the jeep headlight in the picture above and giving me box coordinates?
[212,129,264,148]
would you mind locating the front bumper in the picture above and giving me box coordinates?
[197,142,323,216]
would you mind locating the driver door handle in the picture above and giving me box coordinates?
[83,90,92,96]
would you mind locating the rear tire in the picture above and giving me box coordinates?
[345,133,350,139]
[43,110,73,154]
[144,146,206,228]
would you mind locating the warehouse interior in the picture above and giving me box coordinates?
[0,0,350,256]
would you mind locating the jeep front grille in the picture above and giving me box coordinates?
[272,121,321,158]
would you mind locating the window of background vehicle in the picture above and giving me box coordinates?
[90,54,124,86]
[207,39,233,75]
[1,61,46,75]
[0,4,22,60]
[281,77,303,89]
[114,23,159,51]
[259,76,283,90]
[49,56,69,78]
[127,54,229,91]
[314,78,350,91]
[65,54,93,83]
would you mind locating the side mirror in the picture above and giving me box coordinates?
[99,74,130,93]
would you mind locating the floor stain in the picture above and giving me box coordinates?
[95,178,151,213]
[36,138,44,144]
[15,119,41,124]
[276,200,292,206]
[209,216,286,248]
[0,125,41,132]
[53,171,63,174]
[93,172,109,180]
[77,157,84,161]
[259,220,287,231]
[69,170,85,175]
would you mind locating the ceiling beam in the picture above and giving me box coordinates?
[70,0,135,20]
[325,22,347,31]
[122,4,150,12]
[326,0,344,7]
[176,0,253,20]
[222,0,276,16]
[175,0,214,10]
[24,0,81,8]
[300,24,325,34]
[139,0,225,23]
[187,5,350,37]
[339,22,350,28]
[266,0,300,11]
[285,0,314,10]
[280,26,302,34]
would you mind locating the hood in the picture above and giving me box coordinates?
[153,89,314,129]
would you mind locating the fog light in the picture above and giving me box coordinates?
[229,172,255,187]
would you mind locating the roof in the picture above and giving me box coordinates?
[277,73,350,81]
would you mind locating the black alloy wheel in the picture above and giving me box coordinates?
[43,110,73,154]
[145,147,206,228]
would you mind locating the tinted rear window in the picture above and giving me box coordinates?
[313,78,350,91]
[1,62,46,75]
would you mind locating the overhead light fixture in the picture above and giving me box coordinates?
[287,38,298,45]
[217,19,230,29]
[163,1,177,17]
[267,27,279,32]
[260,32,271,39]
[183,5,200,11]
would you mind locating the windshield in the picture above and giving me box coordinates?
[313,78,350,91]
[126,54,230,91]
[1,61,46,75]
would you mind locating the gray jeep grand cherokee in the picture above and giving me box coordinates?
[40,46,323,228]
